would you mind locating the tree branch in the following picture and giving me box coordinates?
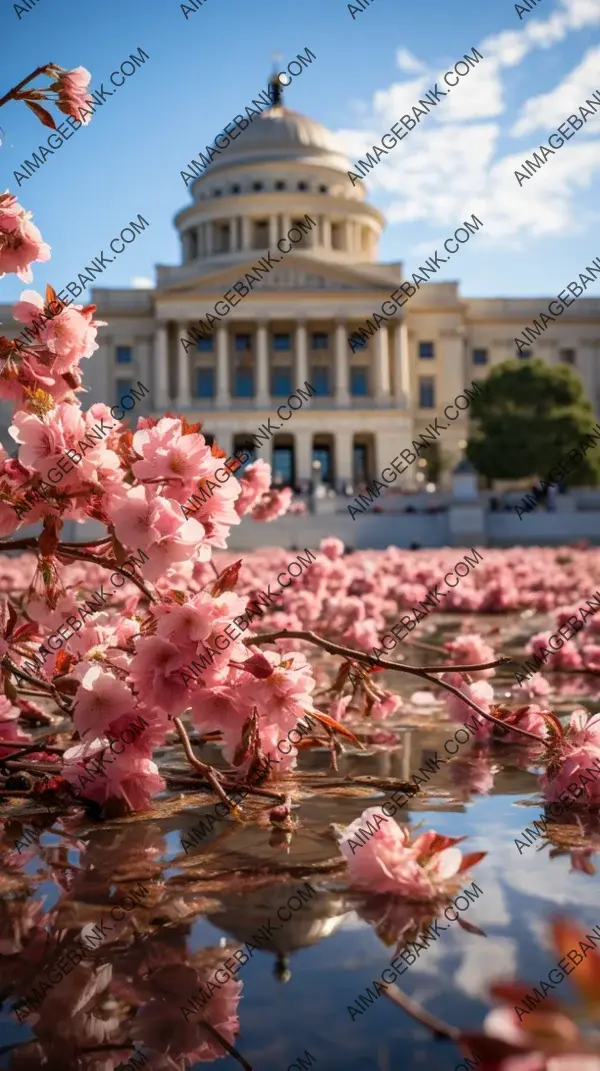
[382,982,460,1040]
[0,64,54,109]
[56,547,156,603]
[245,630,543,743]
[172,717,241,813]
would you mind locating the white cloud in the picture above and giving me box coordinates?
[335,0,600,247]
[130,275,154,289]
[395,48,426,75]
[512,45,600,135]
[481,0,600,68]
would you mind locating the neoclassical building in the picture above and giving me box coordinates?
[3,76,600,490]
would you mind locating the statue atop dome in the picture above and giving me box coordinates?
[268,56,284,108]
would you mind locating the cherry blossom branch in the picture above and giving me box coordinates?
[0,538,38,552]
[172,717,240,812]
[56,547,156,603]
[246,628,511,676]
[245,629,544,743]
[2,656,72,715]
[382,982,460,1040]
[0,64,54,109]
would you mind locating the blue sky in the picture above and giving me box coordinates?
[1,0,599,307]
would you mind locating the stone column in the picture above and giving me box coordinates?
[281,214,291,241]
[295,322,308,393]
[216,326,230,407]
[155,323,170,408]
[392,321,410,407]
[176,325,191,408]
[322,217,332,249]
[374,326,391,402]
[134,336,152,412]
[334,322,350,406]
[241,217,251,252]
[439,328,465,410]
[255,322,270,408]
[205,221,213,257]
[335,429,353,491]
[268,215,278,249]
[294,429,313,486]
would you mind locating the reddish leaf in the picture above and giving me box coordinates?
[539,710,565,737]
[427,833,468,853]
[6,601,18,639]
[45,283,58,308]
[490,981,546,1005]
[456,917,487,937]
[211,559,243,597]
[180,416,203,436]
[552,917,600,1005]
[210,440,227,459]
[25,101,57,130]
[55,649,72,676]
[168,590,187,605]
[309,709,363,747]
[234,652,274,679]
[457,851,488,873]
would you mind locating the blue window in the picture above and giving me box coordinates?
[197,337,213,352]
[311,332,329,350]
[235,334,252,353]
[196,368,215,398]
[116,380,132,406]
[313,445,332,483]
[419,376,435,408]
[273,333,290,351]
[312,366,331,395]
[473,348,488,365]
[235,368,254,397]
[272,367,292,397]
[518,348,532,359]
[350,366,369,397]
[116,346,132,364]
[273,446,294,485]
[419,341,435,359]
[352,335,367,350]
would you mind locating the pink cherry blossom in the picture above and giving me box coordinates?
[52,67,93,123]
[0,194,50,283]
[12,290,105,369]
[339,806,483,898]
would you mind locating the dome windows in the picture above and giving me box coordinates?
[275,181,286,191]
[252,181,264,191]
[298,181,308,191]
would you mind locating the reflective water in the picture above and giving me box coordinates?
[1,614,599,1071]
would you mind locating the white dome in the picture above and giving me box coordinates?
[205,106,351,175]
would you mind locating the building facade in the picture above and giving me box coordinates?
[3,81,600,491]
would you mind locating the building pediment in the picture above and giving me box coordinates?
[157,254,400,296]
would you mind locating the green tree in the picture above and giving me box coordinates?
[466,359,600,485]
